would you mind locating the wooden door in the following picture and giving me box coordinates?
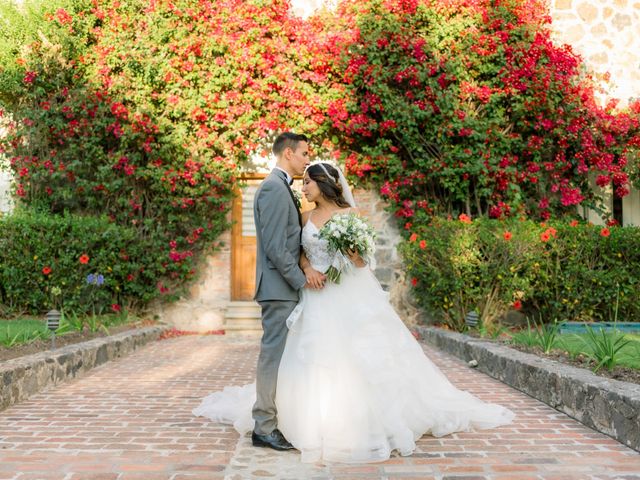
[231,175,264,300]
[231,173,311,300]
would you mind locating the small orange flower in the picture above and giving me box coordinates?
[419,240,427,249]
[409,233,418,242]
[503,231,512,241]
[569,219,579,227]
[79,254,90,264]
[42,266,52,275]
[540,232,551,242]
[458,213,472,224]
[600,227,610,237]
[546,227,557,238]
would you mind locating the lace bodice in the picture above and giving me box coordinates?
[301,221,333,273]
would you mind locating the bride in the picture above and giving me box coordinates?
[193,162,514,464]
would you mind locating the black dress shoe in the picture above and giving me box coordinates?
[252,429,295,451]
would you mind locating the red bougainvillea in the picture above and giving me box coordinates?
[320,0,640,222]
[0,0,340,301]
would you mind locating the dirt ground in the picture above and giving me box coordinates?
[506,341,640,386]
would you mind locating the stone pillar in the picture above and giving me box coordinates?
[0,123,13,214]
[352,188,400,290]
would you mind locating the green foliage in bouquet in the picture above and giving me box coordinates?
[317,212,376,283]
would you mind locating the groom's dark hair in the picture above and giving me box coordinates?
[272,132,309,158]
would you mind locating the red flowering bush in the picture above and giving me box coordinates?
[0,0,338,308]
[2,0,639,323]
[324,0,640,222]
[402,217,640,331]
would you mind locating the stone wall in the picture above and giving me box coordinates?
[352,188,401,290]
[549,0,640,225]
[353,188,422,325]
[550,0,640,103]
[154,229,231,332]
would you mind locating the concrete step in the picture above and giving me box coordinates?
[224,301,262,334]
[225,309,261,319]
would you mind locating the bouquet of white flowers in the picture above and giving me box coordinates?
[317,212,376,283]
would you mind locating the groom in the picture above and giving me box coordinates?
[252,132,324,451]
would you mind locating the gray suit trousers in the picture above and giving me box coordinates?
[252,299,297,435]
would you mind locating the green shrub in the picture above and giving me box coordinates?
[401,217,640,331]
[0,209,168,313]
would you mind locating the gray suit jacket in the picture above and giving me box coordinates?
[254,169,306,302]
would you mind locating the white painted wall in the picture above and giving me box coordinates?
[0,124,12,213]
[0,169,12,214]
[622,189,640,226]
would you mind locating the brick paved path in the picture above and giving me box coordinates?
[1,335,639,480]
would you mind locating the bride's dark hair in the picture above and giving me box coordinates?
[305,163,350,208]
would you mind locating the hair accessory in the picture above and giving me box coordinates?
[306,161,356,208]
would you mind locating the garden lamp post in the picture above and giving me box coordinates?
[465,311,479,329]
[46,309,61,349]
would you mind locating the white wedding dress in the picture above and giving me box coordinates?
[193,218,515,463]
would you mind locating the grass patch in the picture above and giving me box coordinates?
[0,317,50,347]
[510,326,640,371]
[558,333,640,370]
[1,311,136,347]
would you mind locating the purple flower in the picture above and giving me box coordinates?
[86,273,105,286]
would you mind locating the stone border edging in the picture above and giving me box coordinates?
[0,325,166,412]
[416,325,640,452]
